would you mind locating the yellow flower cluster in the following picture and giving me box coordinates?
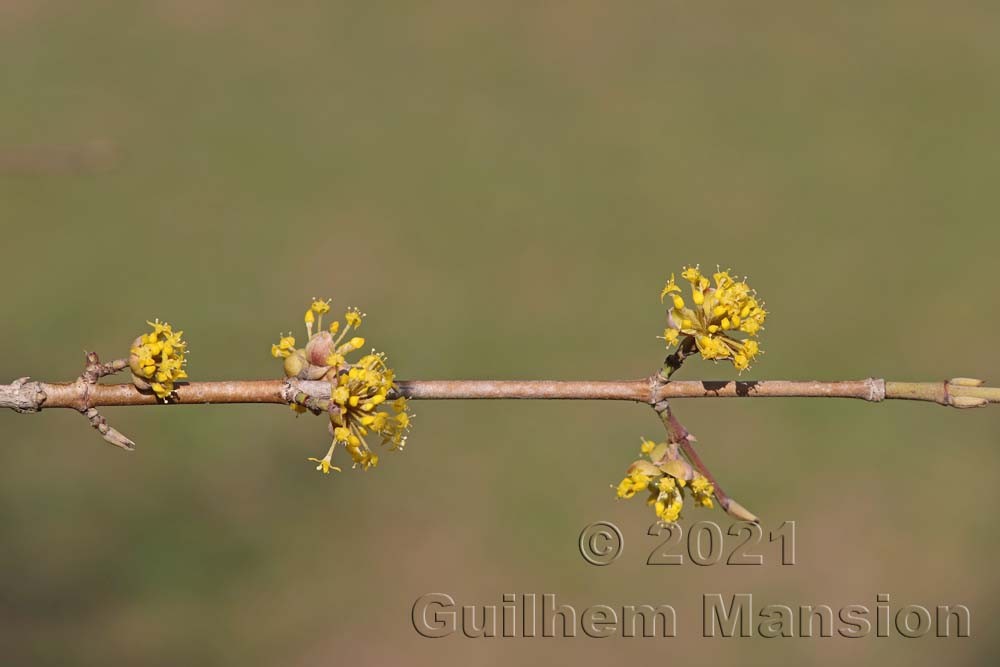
[129,320,188,401]
[271,299,413,475]
[661,265,766,371]
[615,438,715,524]
[330,354,411,469]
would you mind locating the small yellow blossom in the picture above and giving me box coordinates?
[272,299,414,475]
[308,455,341,474]
[270,334,296,359]
[659,274,681,301]
[129,320,188,401]
[660,264,766,372]
[615,471,652,499]
[654,490,683,523]
[345,308,364,329]
[615,437,717,524]
[690,475,715,508]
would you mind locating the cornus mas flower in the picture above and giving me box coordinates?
[271,299,413,475]
[615,438,716,525]
[661,265,766,371]
[128,320,188,401]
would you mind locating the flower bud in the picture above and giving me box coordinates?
[305,331,334,366]
[127,335,147,382]
[283,349,308,378]
[723,499,759,523]
[950,396,989,409]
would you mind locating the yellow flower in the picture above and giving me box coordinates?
[615,471,652,499]
[308,455,341,474]
[690,475,715,508]
[659,274,681,301]
[270,334,296,359]
[661,264,766,372]
[345,308,364,329]
[329,352,412,452]
[654,490,683,523]
[615,437,718,524]
[346,443,379,470]
[129,320,188,401]
[273,299,413,474]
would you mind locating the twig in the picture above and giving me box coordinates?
[73,352,136,450]
[3,374,994,459]
[3,367,995,518]
[3,376,997,411]
[80,353,129,385]
[649,397,757,522]
[80,407,135,451]
[652,343,762,522]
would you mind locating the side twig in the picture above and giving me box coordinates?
[76,352,135,451]
[651,344,761,522]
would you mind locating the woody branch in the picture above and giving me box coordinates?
[3,373,997,411]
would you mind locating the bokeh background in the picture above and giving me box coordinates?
[2,2,999,665]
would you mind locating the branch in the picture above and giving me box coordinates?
[3,376,998,411]
[4,365,995,520]
[650,394,760,523]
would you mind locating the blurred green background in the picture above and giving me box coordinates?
[2,1,999,665]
